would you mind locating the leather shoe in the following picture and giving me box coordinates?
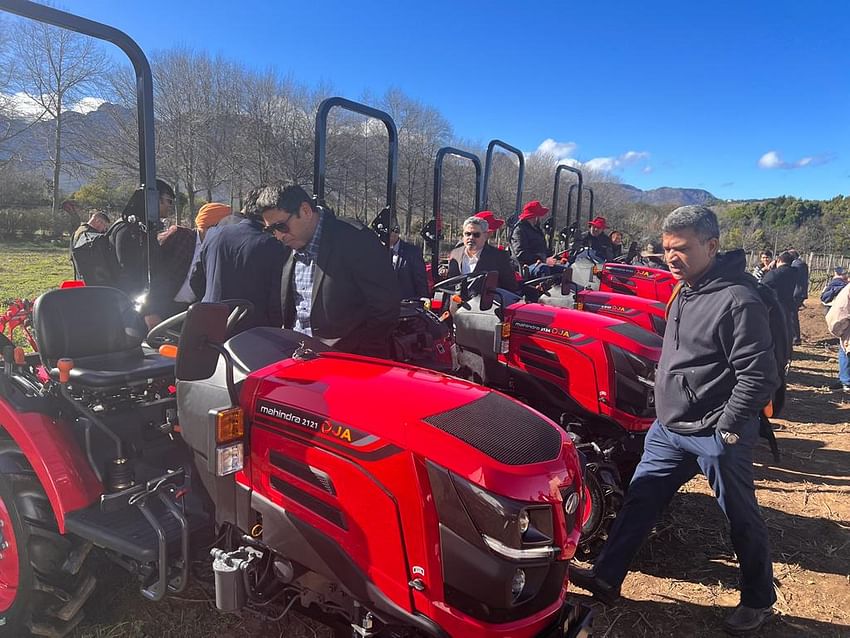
[723,604,773,635]
[569,566,621,605]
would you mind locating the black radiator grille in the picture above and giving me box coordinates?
[423,393,562,465]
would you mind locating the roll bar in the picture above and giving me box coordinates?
[482,139,525,214]
[567,184,595,227]
[549,165,583,251]
[314,97,398,219]
[430,147,483,273]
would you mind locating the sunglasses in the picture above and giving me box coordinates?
[463,231,482,238]
[265,213,296,234]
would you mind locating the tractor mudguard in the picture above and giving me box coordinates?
[0,399,101,532]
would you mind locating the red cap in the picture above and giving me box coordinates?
[588,216,608,229]
[519,200,549,221]
[475,210,505,231]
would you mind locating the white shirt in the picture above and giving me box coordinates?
[461,249,479,274]
[174,231,202,303]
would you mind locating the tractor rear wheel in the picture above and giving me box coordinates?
[577,462,624,559]
[0,473,94,638]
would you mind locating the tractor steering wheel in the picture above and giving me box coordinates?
[145,300,255,348]
[432,272,489,295]
[521,274,561,297]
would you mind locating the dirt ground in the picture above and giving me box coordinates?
[70,302,850,638]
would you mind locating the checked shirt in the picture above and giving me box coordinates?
[292,212,325,336]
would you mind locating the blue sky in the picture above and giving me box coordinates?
[45,0,850,200]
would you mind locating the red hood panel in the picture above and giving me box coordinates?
[246,353,573,492]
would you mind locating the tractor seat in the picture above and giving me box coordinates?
[33,286,174,389]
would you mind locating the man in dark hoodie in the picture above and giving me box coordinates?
[571,206,779,636]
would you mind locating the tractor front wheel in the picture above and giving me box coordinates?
[0,473,35,636]
[577,463,624,559]
[0,473,92,638]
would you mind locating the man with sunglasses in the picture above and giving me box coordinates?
[192,189,287,331]
[446,216,519,292]
[257,184,399,358]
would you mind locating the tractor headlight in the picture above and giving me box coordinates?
[518,509,530,535]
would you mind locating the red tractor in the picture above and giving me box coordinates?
[431,271,660,556]
[0,7,593,634]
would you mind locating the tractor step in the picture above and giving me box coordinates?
[64,499,208,564]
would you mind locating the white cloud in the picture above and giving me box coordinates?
[1,92,106,119]
[758,149,835,170]
[584,156,616,173]
[529,141,651,175]
[556,157,581,168]
[535,138,578,160]
[2,91,45,119]
[642,165,654,174]
[71,97,105,114]
[583,150,651,174]
[758,151,784,169]
[621,150,650,165]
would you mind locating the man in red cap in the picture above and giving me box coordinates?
[510,200,561,277]
[572,215,615,262]
[474,210,505,246]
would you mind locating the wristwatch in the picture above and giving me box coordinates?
[720,431,739,445]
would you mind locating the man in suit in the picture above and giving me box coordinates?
[257,184,400,358]
[388,222,429,300]
[191,195,287,331]
[447,216,519,292]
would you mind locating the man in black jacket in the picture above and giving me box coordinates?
[789,249,809,345]
[571,206,779,636]
[447,216,519,292]
[258,184,400,358]
[388,222,429,299]
[570,215,615,262]
[762,251,798,345]
[510,200,555,276]
[108,179,174,327]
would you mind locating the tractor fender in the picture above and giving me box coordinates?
[0,399,101,533]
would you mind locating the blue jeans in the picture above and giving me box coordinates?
[594,419,776,609]
[839,347,850,386]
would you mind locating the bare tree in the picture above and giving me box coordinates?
[9,18,109,220]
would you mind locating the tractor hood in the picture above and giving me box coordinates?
[507,302,662,361]
[241,350,576,499]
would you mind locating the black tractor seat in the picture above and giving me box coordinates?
[33,286,175,389]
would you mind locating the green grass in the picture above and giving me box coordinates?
[0,240,74,303]
[0,240,73,348]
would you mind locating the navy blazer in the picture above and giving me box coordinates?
[191,218,287,330]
